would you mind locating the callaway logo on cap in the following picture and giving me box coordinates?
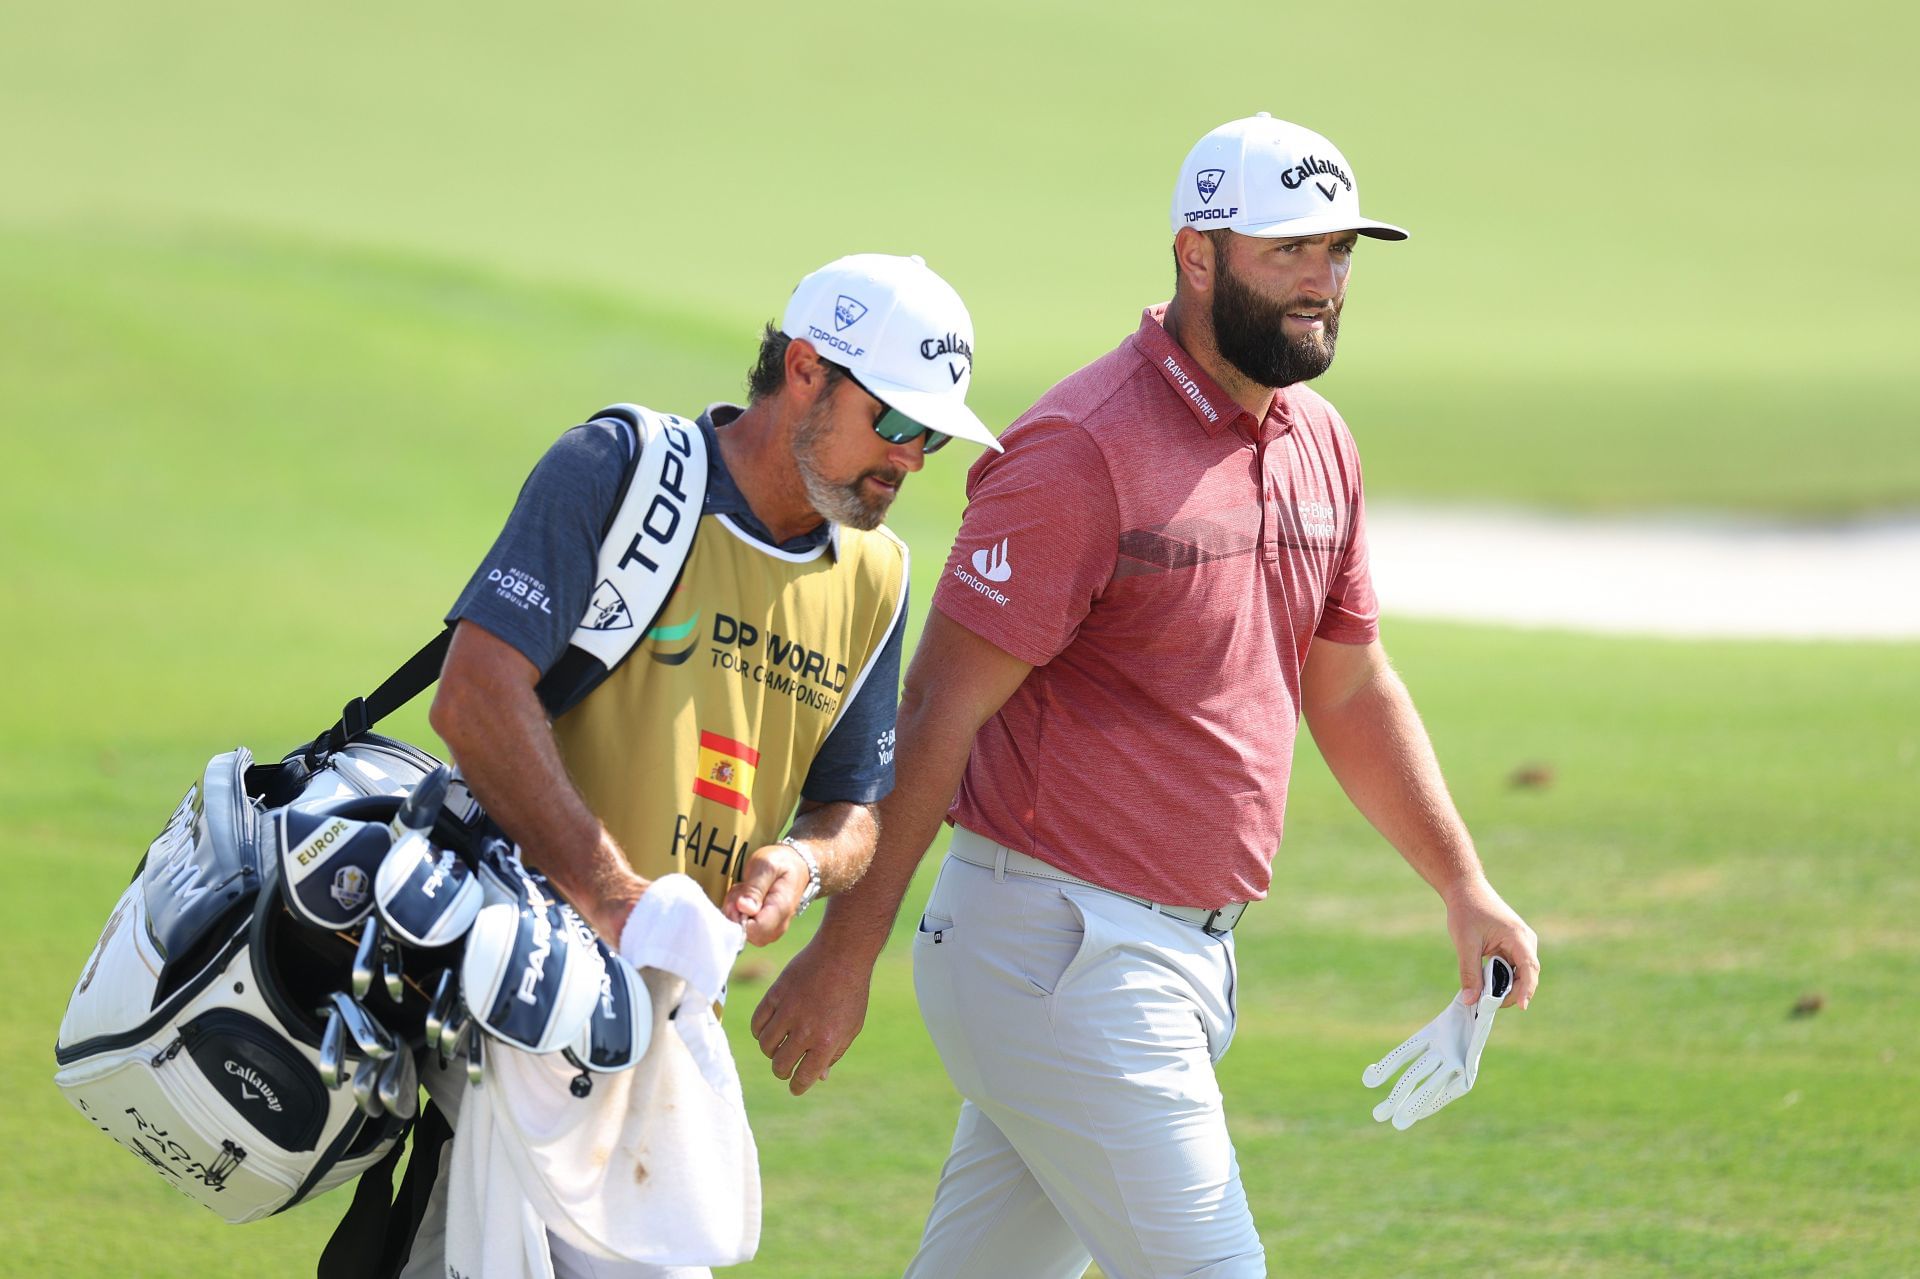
[1171,113,1409,242]
[782,253,1002,452]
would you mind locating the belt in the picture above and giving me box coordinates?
[947,827,1249,936]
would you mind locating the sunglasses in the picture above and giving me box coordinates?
[843,369,951,455]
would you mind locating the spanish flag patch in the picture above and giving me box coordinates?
[692,730,759,813]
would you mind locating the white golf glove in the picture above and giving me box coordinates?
[1362,955,1513,1130]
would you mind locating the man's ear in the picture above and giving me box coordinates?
[783,337,835,407]
[1173,226,1221,297]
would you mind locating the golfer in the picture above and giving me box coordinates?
[750,116,1541,1277]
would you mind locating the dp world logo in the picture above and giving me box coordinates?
[1195,168,1225,204]
[970,538,1012,583]
[834,295,869,331]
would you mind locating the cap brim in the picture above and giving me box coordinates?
[1238,213,1409,242]
[857,373,1004,452]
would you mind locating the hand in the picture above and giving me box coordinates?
[749,931,877,1096]
[1363,955,1512,1130]
[723,842,811,946]
[1444,876,1540,1009]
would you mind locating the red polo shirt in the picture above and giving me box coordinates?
[932,306,1379,907]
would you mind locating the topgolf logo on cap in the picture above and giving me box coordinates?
[833,295,869,331]
[1196,168,1225,204]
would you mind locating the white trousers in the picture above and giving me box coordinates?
[906,835,1266,1279]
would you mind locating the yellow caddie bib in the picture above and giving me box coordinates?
[553,512,907,906]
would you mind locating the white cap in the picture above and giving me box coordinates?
[781,253,1001,452]
[1171,113,1408,242]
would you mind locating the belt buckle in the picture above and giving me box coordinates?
[1200,903,1242,936]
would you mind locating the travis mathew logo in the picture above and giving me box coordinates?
[1196,168,1225,204]
[833,295,869,331]
[970,538,1012,583]
[1161,355,1221,423]
[1280,154,1352,202]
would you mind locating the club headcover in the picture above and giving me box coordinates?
[277,802,395,930]
[570,940,651,1073]
[376,829,484,950]
[461,870,605,1055]
[392,765,451,837]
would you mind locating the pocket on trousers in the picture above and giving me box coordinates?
[1018,890,1099,997]
[912,911,955,948]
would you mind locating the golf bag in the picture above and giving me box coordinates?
[52,735,474,1223]
[52,404,706,1229]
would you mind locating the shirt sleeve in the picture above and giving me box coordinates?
[799,590,908,805]
[445,420,632,673]
[931,419,1120,666]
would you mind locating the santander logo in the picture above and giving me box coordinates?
[970,539,1012,583]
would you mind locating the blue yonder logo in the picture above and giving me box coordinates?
[1196,168,1225,204]
[834,295,869,331]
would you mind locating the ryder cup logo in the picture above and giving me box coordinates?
[1196,168,1225,204]
[833,295,869,331]
[332,865,370,913]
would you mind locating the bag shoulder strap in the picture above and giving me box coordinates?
[534,405,708,719]
[301,405,707,759]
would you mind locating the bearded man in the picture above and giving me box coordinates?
[413,253,998,1279]
[750,117,1541,1279]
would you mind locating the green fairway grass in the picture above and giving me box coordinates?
[3,2,1917,1274]
[3,0,1917,514]
[2,225,1915,1276]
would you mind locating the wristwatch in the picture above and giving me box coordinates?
[777,838,822,914]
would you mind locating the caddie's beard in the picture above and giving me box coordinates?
[792,402,901,531]
[1212,254,1342,388]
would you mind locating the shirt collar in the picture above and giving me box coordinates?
[1132,306,1293,444]
[697,404,839,559]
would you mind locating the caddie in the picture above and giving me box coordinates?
[751,117,1542,1277]
[394,252,1000,1279]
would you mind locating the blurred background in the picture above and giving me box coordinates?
[3,2,1915,1275]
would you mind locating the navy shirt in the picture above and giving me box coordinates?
[448,404,905,805]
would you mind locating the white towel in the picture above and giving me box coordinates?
[442,1061,555,1279]
[484,966,761,1267]
[618,874,745,1010]
[431,874,755,1277]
